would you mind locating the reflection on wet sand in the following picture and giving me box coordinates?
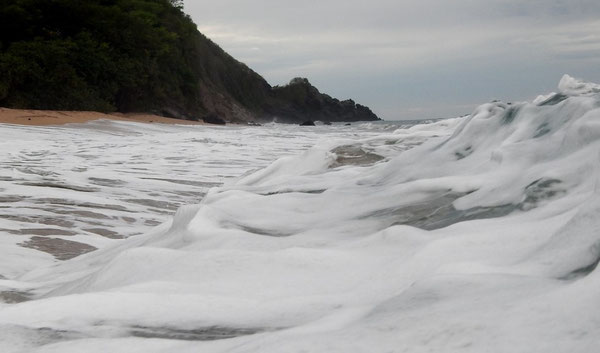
[20,236,97,260]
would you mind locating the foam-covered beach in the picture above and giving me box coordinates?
[1,75,599,352]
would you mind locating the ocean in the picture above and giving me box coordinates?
[1,75,599,352]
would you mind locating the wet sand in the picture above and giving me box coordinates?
[0,107,206,126]
[20,236,97,261]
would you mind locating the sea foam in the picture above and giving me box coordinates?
[1,76,600,352]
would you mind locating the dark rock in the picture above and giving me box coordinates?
[203,114,226,125]
[323,121,332,125]
[300,120,315,126]
[266,78,380,123]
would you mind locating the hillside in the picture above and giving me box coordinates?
[0,0,380,123]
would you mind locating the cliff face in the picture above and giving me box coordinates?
[0,0,380,123]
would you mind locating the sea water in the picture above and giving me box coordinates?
[0,120,413,275]
[0,75,599,352]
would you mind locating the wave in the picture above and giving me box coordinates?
[2,75,600,352]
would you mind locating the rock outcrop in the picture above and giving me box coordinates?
[264,78,380,123]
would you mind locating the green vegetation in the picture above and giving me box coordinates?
[1,0,189,112]
[0,0,379,122]
[0,0,264,117]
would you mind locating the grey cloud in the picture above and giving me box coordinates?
[184,0,600,120]
[497,0,600,19]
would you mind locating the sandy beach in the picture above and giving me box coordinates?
[0,107,206,126]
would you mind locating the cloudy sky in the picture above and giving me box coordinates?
[183,0,600,120]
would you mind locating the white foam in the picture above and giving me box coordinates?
[2,76,600,352]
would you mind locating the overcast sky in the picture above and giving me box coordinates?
[183,0,600,120]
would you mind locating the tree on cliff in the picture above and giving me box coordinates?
[0,0,205,115]
[0,0,379,122]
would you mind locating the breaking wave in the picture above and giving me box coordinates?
[2,75,600,352]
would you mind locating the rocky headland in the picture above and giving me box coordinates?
[0,0,380,124]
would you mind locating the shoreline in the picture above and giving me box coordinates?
[0,107,207,126]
